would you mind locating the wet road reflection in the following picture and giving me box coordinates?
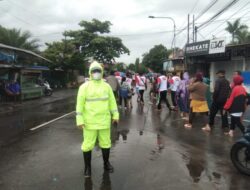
[1,92,250,189]
[84,172,111,190]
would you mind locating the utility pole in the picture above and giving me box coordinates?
[193,15,195,42]
[187,14,190,44]
[195,26,198,42]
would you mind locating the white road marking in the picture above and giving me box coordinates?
[30,111,75,131]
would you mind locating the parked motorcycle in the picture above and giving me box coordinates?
[43,81,53,96]
[231,127,250,175]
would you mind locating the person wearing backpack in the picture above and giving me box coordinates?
[119,76,131,109]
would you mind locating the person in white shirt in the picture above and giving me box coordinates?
[157,72,171,111]
[170,72,181,110]
[136,72,147,104]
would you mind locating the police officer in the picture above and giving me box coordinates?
[76,61,119,178]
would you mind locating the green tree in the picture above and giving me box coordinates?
[128,63,136,71]
[0,25,39,51]
[141,44,169,73]
[225,19,248,44]
[135,58,140,73]
[43,40,88,74]
[112,62,126,72]
[236,30,250,44]
[64,19,129,64]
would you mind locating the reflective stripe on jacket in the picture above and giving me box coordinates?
[76,62,119,129]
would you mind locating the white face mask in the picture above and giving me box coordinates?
[92,73,102,80]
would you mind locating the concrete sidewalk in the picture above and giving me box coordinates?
[0,89,77,114]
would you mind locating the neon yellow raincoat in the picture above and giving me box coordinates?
[76,61,119,152]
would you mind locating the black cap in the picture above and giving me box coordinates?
[216,70,225,74]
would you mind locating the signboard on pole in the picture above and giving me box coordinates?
[185,38,226,56]
[209,38,226,54]
[185,40,210,56]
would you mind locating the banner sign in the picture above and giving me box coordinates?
[185,38,226,56]
[185,40,210,56]
[209,38,226,54]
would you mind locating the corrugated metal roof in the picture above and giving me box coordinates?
[0,43,52,63]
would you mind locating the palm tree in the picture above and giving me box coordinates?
[225,19,248,44]
[236,30,250,44]
[0,25,39,51]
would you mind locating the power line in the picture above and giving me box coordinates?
[197,31,206,40]
[33,32,62,38]
[0,7,36,27]
[190,0,200,13]
[202,1,250,36]
[178,0,200,30]
[198,0,240,29]
[195,0,219,21]
[213,10,250,37]
[176,0,219,36]
[7,0,51,23]
[34,28,185,39]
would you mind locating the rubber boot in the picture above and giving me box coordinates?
[101,148,114,173]
[83,151,91,178]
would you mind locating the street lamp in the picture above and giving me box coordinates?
[148,16,176,59]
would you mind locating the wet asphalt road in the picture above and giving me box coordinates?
[0,89,76,147]
[0,89,250,190]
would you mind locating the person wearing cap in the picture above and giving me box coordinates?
[202,70,230,132]
[224,75,247,137]
[76,61,119,178]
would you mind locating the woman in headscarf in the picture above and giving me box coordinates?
[184,72,209,128]
[176,72,190,120]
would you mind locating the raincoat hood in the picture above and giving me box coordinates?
[89,61,103,80]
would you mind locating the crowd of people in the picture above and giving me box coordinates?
[106,70,148,110]
[76,61,249,178]
[150,70,249,137]
[106,69,250,137]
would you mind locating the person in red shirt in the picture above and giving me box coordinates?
[224,75,247,137]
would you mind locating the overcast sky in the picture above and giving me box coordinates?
[0,0,250,63]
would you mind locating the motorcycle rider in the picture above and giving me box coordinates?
[76,61,119,178]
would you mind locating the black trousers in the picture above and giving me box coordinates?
[139,90,144,102]
[209,101,228,127]
[189,108,208,124]
[157,90,171,110]
[230,116,245,133]
[171,91,177,107]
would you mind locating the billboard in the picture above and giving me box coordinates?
[185,40,210,56]
[209,38,226,54]
[185,38,226,56]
